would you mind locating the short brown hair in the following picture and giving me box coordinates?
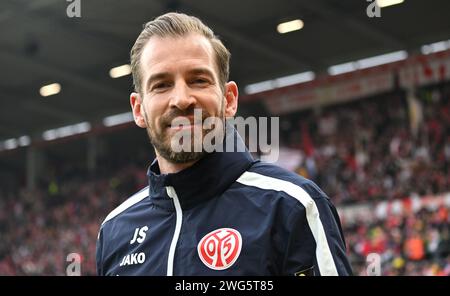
[130,12,230,95]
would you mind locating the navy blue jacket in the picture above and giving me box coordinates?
[96,127,352,276]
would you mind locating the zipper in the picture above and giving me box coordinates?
[166,186,182,276]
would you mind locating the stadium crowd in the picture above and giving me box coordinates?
[283,86,449,206]
[0,163,146,275]
[0,82,449,275]
[345,205,450,275]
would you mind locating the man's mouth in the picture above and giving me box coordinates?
[168,123,198,131]
[167,116,201,131]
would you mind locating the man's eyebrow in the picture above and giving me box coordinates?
[187,68,215,79]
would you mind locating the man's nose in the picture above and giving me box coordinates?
[169,82,196,110]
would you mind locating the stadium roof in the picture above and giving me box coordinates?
[1,0,450,142]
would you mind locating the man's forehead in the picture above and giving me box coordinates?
[140,34,215,73]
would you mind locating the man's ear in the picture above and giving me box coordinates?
[224,81,238,118]
[130,92,147,128]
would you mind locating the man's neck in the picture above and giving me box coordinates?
[156,155,198,174]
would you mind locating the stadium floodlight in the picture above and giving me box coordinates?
[358,50,408,69]
[328,50,408,75]
[42,122,91,141]
[421,40,450,55]
[39,83,61,97]
[244,81,275,95]
[74,122,91,133]
[275,71,315,88]
[376,0,404,8]
[3,138,18,150]
[57,125,75,138]
[0,136,31,151]
[277,19,304,34]
[245,71,315,94]
[103,112,134,127]
[109,64,132,78]
[18,136,31,147]
[328,62,358,76]
[42,129,58,141]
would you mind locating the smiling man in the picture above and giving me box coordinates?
[130,27,234,172]
[96,12,352,276]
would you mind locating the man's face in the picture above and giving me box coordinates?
[130,33,237,164]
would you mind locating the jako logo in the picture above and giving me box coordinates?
[119,252,146,267]
[197,228,242,270]
[366,0,381,18]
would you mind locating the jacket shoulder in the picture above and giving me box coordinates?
[243,161,328,200]
[100,186,149,227]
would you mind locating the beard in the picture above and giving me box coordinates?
[143,105,225,164]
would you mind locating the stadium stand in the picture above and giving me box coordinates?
[1,79,448,275]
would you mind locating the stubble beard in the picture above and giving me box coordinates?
[144,106,225,164]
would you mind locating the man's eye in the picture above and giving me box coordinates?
[192,78,209,85]
[153,83,171,91]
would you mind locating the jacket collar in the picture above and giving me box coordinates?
[147,123,255,210]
